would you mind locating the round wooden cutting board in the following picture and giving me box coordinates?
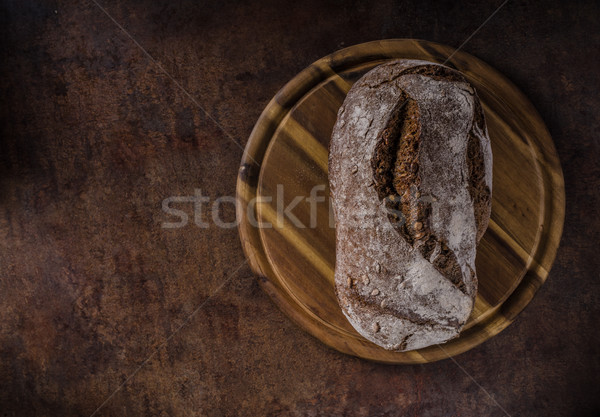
[236,39,565,364]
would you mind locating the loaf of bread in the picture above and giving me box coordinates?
[328,59,492,351]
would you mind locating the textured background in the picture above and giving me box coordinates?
[0,0,598,416]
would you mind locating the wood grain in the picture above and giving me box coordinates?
[236,39,565,364]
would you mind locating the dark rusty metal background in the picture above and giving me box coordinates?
[0,0,598,416]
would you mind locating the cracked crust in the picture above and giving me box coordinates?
[329,59,493,351]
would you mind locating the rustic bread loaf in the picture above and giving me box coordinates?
[328,59,492,351]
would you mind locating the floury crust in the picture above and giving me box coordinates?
[329,60,492,351]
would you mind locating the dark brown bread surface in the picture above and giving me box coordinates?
[329,59,493,351]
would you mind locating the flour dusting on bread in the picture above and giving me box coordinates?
[329,59,492,351]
